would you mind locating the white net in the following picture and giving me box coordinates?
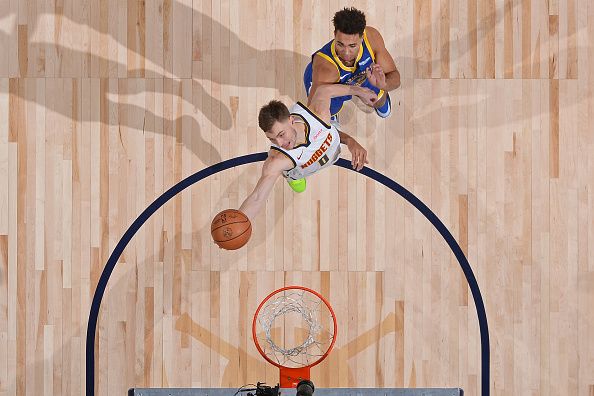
[254,288,336,368]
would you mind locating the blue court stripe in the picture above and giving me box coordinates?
[335,158,489,396]
[86,153,489,396]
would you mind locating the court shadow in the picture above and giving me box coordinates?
[0,2,311,167]
[174,310,397,386]
[3,0,583,173]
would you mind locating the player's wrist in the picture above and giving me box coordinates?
[339,133,353,146]
[351,86,368,96]
[371,80,387,90]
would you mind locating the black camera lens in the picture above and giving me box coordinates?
[296,380,315,396]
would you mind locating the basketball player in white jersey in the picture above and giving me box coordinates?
[239,84,377,221]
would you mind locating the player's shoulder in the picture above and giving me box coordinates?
[312,51,339,76]
[365,26,385,47]
[265,148,294,171]
[267,148,290,161]
[287,102,305,117]
[291,101,331,129]
[288,101,301,110]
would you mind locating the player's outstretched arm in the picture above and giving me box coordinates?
[338,131,368,171]
[308,84,377,124]
[239,152,292,221]
[308,54,341,100]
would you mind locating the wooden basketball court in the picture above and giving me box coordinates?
[0,1,593,395]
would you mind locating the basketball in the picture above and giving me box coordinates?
[211,209,252,250]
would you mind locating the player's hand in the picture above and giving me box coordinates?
[347,139,369,171]
[356,87,378,107]
[366,63,386,90]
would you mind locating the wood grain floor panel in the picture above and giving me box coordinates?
[1,1,593,395]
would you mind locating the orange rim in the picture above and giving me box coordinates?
[251,285,338,370]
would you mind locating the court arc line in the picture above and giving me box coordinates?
[86,153,490,396]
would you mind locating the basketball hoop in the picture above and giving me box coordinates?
[252,286,337,388]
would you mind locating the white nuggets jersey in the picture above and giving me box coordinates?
[271,102,342,181]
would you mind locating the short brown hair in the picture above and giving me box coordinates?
[333,7,366,36]
[258,100,290,132]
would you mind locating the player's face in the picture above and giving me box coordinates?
[265,118,296,150]
[334,30,363,65]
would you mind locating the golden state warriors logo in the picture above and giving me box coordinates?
[344,70,367,86]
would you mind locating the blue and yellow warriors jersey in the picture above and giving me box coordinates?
[303,29,386,117]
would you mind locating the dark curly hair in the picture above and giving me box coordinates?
[332,7,366,36]
[258,100,290,132]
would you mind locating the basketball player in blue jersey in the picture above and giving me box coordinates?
[304,7,401,120]
[238,85,378,221]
